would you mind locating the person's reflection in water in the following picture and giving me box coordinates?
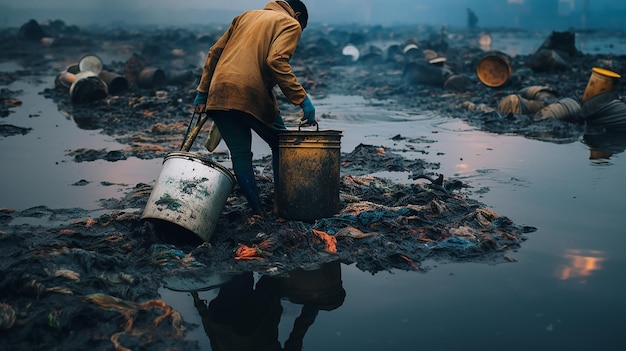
[192,272,283,350]
[192,261,346,351]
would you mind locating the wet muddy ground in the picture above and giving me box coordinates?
[1,21,624,350]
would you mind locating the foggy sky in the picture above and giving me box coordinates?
[1,0,625,30]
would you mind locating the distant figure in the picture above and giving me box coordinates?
[467,8,478,28]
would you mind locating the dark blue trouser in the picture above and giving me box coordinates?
[210,110,285,215]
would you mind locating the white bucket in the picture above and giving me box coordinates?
[141,152,235,242]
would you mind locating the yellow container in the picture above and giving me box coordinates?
[277,127,342,221]
[581,67,621,104]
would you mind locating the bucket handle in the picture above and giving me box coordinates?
[298,122,320,131]
[181,111,210,152]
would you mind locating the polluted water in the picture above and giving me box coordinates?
[1,17,626,351]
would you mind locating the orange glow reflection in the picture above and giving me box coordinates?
[455,163,469,170]
[558,249,605,281]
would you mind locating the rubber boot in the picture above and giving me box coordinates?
[234,167,265,218]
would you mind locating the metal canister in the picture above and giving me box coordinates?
[277,126,342,221]
[476,51,513,88]
[581,67,621,104]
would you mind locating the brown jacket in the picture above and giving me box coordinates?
[197,1,307,124]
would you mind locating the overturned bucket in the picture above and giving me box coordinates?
[69,71,108,104]
[141,151,235,242]
[476,51,513,88]
[98,71,129,96]
[277,126,342,221]
[137,67,166,89]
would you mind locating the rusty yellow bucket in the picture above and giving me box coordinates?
[581,67,621,104]
[277,125,342,221]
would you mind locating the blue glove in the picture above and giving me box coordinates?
[300,95,316,126]
[194,91,208,107]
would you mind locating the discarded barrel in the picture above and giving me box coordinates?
[98,71,128,95]
[581,91,619,117]
[277,127,342,221]
[385,44,403,63]
[402,43,421,62]
[141,152,236,242]
[518,85,558,103]
[497,94,546,115]
[66,64,80,74]
[358,45,383,64]
[581,67,621,104]
[584,98,626,132]
[78,54,103,74]
[534,98,582,122]
[341,44,360,62]
[443,74,474,92]
[54,71,76,90]
[479,32,492,51]
[476,51,513,88]
[403,61,449,87]
[69,71,108,104]
[166,69,195,85]
[137,67,166,89]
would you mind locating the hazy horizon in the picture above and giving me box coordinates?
[1,0,625,30]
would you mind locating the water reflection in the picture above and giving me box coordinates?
[582,132,626,160]
[190,261,345,351]
[558,249,605,282]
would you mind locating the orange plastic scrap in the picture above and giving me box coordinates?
[312,229,337,253]
[235,244,265,260]
[70,217,97,227]
[399,255,420,270]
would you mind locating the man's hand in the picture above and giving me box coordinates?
[194,91,208,113]
[300,95,316,126]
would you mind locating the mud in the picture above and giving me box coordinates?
[1,20,623,350]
